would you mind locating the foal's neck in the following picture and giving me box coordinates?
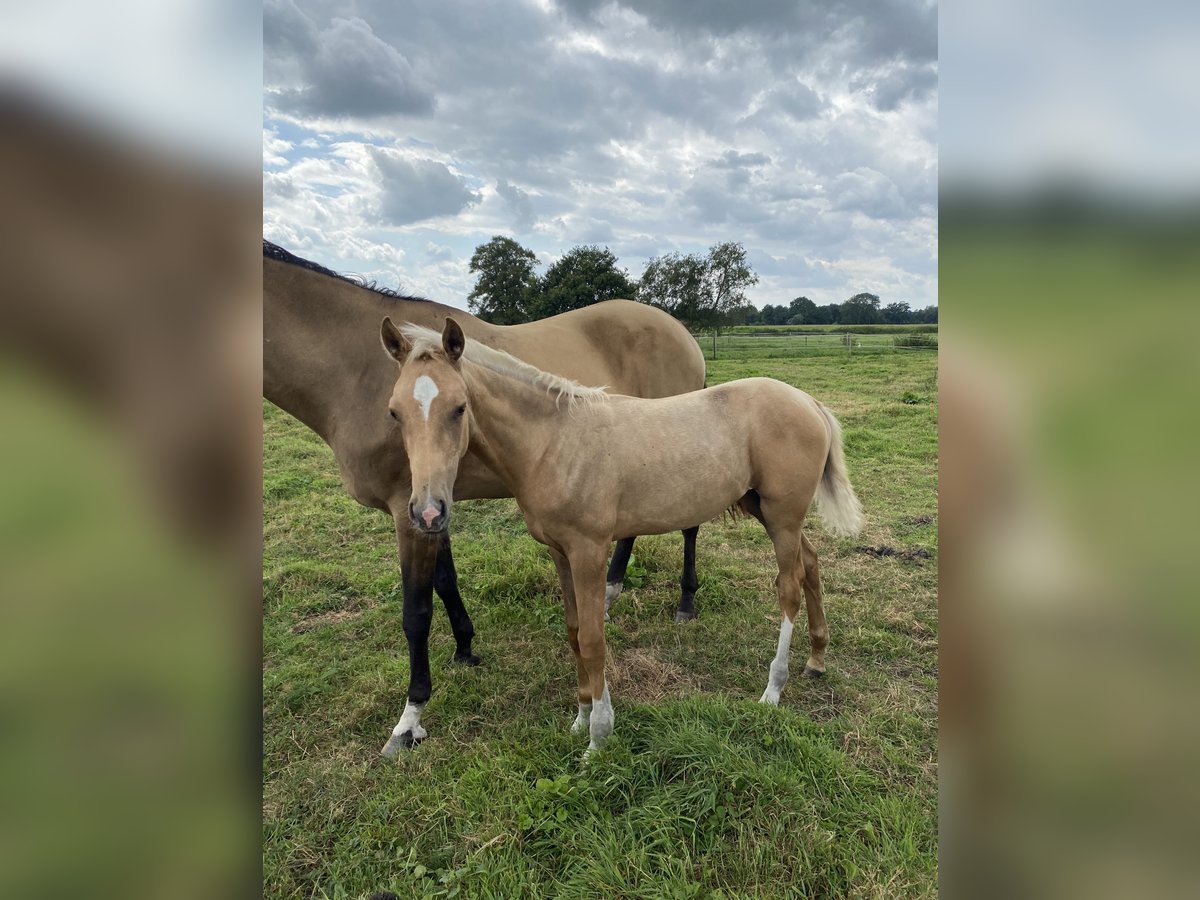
[462,361,586,495]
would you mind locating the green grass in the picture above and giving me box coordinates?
[693,332,937,362]
[721,324,938,335]
[264,350,938,899]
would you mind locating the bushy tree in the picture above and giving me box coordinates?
[530,245,634,319]
[467,236,538,324]
[636,251,709,324]
[839,292,882,325]
[787,295,816,324]
[637,241,759,329]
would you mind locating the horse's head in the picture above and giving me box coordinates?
[381,316,470,534]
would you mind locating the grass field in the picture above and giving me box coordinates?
[263,348,939,899]
[693,331,938,362]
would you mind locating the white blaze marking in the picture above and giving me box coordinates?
[759,614,794,706]
[412,375,439,422]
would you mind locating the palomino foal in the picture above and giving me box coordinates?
[381,318,864,756]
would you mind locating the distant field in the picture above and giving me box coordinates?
[693,329,938,361]
[722,323,938,335]
[263,348,939,898]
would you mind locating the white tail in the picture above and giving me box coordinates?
[814,404,864,537]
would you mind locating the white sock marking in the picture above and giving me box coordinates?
[412,374,439,422]
[588,681,614,751]
[604,582,622,619]
[759,614,794,705]
[571,701,592,734]
[380,700,427,757]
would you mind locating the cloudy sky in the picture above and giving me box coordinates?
[263,0,938,312]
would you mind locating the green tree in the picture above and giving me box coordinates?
[787,295,817,323]
[702,242,759,330]
[883,301,912,324]
[467,236,539,324]
[636,251,708,324]
[637,242,759,330]
[530,245,634,319]
[840,292,882,325]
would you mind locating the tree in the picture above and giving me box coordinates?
[467,236,538,324]
[787,295,817,324]
[636,251,708,324]
[637,241,759,330]
[839,292,882,325]
[530,245,634,320]
[808,303,841,325]
[702,242,759,330]
[883,301,912,324]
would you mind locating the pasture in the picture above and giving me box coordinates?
[263,347,938,898]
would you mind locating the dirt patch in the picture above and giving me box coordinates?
[905,514,935,526]
[607,648,702,703]
[291,609,362,633]
[855,544,932,563]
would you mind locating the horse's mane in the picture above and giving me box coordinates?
[263,239,430,302]
[400,324,609,409]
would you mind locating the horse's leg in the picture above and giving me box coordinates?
[604,537,635,615]
[380,521,440,757]
[549,548,591,734]
[799,532,828,677]
[756,504,805,706]
[674,525,700,623]
[569,544,613,755]
[433,531,480,666]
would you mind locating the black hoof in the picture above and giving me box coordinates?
[801,666,825,678]
[673,609,698,623]
[398,729,423,748]
[453,650,482,666]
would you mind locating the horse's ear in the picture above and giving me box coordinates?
[442,317,465,362]
[381,316,411,362]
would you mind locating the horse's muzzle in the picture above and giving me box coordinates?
[409,498,448,533]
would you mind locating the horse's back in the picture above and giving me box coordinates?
[511,300,705,398]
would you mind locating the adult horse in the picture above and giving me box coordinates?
[381,319,863,757]
[263,241,707,750]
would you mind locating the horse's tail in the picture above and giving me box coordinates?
[814,403,864,537]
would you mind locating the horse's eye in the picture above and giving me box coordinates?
[453,404,466,419]
[389,409,398,420]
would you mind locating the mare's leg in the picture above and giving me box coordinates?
[432,531,480,665]
[799,532,828,677]
[604,537,635,614]
[380,521,440,757]
[549,548,592,734]
[569,544,613,755]
[675,525,700,623]
[756,502,806,706]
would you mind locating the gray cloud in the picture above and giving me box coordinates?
[495,180,538,231]
[371,151,480,224]
[263,0,937,308]
[265,4,434,117]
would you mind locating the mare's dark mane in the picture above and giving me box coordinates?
[263,239,430,303]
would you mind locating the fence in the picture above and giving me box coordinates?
[690,330,939,361]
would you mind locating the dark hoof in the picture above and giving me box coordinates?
[801,666,825,678]
[398,729,423,749]
[673,609,698,623]
[453,650,482,666]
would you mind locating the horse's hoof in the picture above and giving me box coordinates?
[673,609,697,624]
[453,650,482,666]
[801,666,825,678]
[379,728,425,757]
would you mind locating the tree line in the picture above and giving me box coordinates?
[466,235,936,328]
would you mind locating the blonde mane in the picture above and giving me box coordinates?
[400,324,609,408]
